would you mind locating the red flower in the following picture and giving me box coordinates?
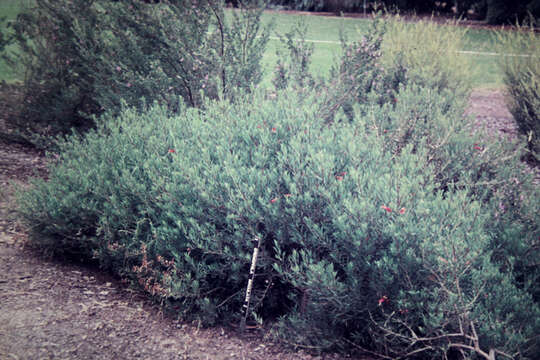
[270,198,278,204]
[381,205,392,213]
[168,149,176,154]
[399,207,406,214]
[438,256,448,264]
[378,295,388,306]
[335,176,343,181]
[271,127,277,133]
[474,144,483,151]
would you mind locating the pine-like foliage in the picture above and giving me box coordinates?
[17,15,540,359]
[6,0,270,147]
[497,25,540,163]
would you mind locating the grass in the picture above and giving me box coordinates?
[0,3,527,88]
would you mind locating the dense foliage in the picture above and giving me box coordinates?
[5,0,270,148]
[486,0,539,25]
[267,0,540,24]
[18,15,540,359]
[497,25,540,164]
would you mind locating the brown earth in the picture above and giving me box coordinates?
[0,87,534,360]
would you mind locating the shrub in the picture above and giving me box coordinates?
[268,1,365,12]
[6,0,270,148]
[381,16,471,102]
[18,15,539,358]
[272,21,315,91]
[497,25,540,163]
[486,0,540,25]
[273,16,394,122]
[19,85,540,357]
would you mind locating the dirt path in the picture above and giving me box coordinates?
[0,88,533,360]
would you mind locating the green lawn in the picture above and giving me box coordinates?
[0,3,517,88]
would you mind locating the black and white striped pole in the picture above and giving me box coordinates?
[239,235,263,334]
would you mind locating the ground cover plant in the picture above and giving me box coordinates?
[17,12,540,359]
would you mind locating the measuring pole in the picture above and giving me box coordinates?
[239,235,263,334]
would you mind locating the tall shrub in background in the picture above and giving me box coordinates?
[273,17,395,122]
[486,0,540,25]
[6,0,270,148]
[497,25,540,163]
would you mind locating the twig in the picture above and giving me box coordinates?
[342,338,394,359]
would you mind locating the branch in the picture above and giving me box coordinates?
[208,1,226,95]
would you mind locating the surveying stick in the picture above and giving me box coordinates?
[239,235,262,334]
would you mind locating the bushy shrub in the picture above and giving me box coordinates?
[273,16,394,122]
[497,25,540,163]
[272,21,315,91]
[6,0,270,148]
[381,16,471,102]
[486,0,540,25]
[268,0,325,11]
[18,15,539,359]
[268,0,364,12]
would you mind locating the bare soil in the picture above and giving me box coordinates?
[0,87,533,360]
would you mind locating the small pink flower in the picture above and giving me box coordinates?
[399,207,406,214]
[473,144,483,151]
[116,66,121,71]
[271,127,277,133]
[126,82,132,88]
[378,295,388,306]
[270,198,278,204]
[381,205,392,213]
[335,176,343,181]
[168,149,176,154]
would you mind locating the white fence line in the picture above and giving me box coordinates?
[268,36,534,57]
